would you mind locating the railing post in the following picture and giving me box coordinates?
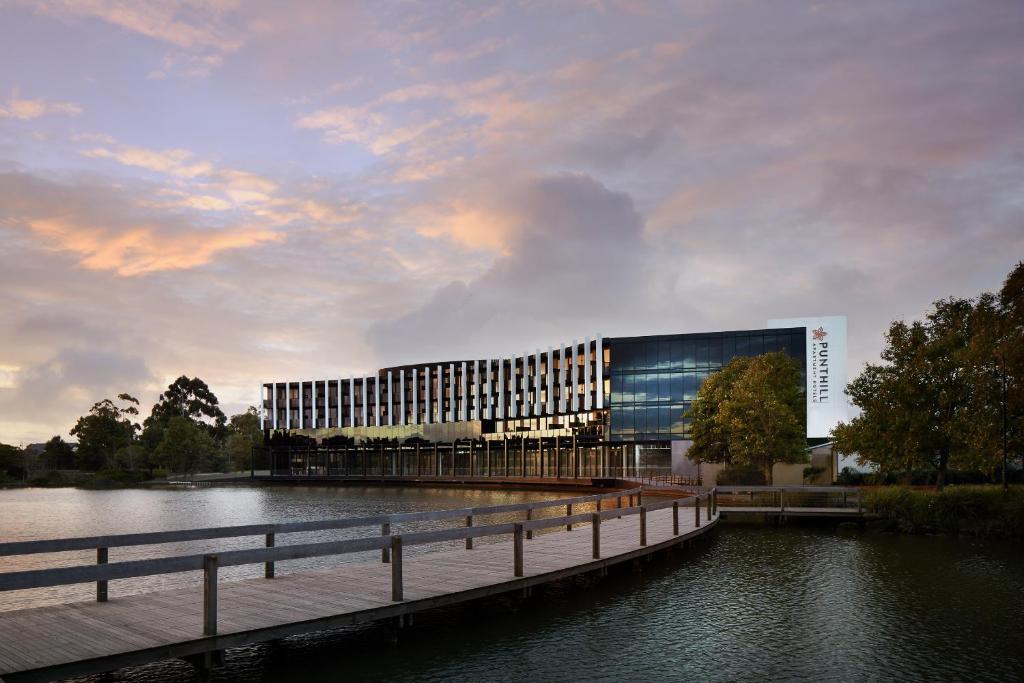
[672,501,679,535]
[712,488,717,516]
[526,508,533,540]
[203,554,218,636]
[597,497,602,512]
[513,523,524,577]
[706,492,711,520]
[696,496,702,526]
[391,536,404,602]
[381,523,391,563]
[591,513,601,559]
[566,503,573,531]
[780,490,785,513]
[640,506,647,546]
[265,533,275,578]
[638,490,643,507]
[465,515,474,550]
[96,547,108,602]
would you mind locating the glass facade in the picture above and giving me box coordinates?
[607,328,805,441]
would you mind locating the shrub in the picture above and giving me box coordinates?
[863,486,1024,538]
[836,467,867,485]
[79,469,150,489]
[28,471,69,487]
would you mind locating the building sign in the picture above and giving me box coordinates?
[810,325,830,404]
[767,316,848,439]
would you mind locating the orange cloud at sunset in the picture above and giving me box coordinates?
[27,217,280,276]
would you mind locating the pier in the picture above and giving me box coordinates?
[0,487,718,682]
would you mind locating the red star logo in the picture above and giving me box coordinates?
[812,326,828,341]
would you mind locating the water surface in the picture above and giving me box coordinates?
[1,486,1021,682]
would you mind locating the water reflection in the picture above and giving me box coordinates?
[0,485,564,611]
[1,487,1022,682]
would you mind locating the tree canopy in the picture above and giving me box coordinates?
[141,376,227,454]
[222,408,263,471]
[69,394,140,471]
[686,352,807,484]
[834,261,1023,488]
[41,436,75,470]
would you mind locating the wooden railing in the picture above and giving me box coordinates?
[713,485,862,512]
[0,488,719,637]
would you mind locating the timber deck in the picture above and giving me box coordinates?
[0,503,717,682]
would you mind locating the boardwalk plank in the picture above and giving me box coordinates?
[0,505,718,680]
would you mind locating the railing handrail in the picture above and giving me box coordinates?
[0,490,710,593]
[714,485,859,494]
[0,487,643,557]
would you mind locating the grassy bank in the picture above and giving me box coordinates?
[863,486,1024,539]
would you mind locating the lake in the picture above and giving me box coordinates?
[1,485,1022,682]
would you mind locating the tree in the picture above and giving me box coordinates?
[141,376,226,454]
[0,443,26,480]
[41,436,75,470]
[686,357,751,465]
[223,407,263,471]
[997,261,1023,481]
[686,352,806,484]
[153,416,221,474]
[834,290,1011,489]
[69,394,140,470]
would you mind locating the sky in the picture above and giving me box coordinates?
[0,0,1022,445]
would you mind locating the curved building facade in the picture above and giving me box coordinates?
[259,316,847,444]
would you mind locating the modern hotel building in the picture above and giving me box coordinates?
[259,316,848,447]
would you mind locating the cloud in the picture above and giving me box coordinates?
[24,0,246,52]
[0,346,153,444]
[432,37,510,65]
[147,52,225,79]
[81,144,213,178]
[3,0,1024,446]
[369,173,669,362]
[1,171,280,276]
[0,90,82,120]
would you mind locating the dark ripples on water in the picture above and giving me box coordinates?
[2,487,1022,682]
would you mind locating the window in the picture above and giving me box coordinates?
[658,341,673,369]
[723,335,736,361]
[695,340,709,367]
[645,342,659,370]
[658,373,671,402]
[684,373,698,401]
[670,374,683,402]
[658,406,671,433]
[709,338,722,366]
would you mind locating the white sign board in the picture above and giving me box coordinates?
[767,316,848,439]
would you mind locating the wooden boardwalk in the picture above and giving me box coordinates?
[0,489,718,682]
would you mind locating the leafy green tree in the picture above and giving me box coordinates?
[686,352,806,484]
[835,291,1009,489]
[686,357,751,465]
[153,416,222,474]
[69,394,140,471]
[141,376,226,454]
[223,407,263,471]
[41,436,75,470]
